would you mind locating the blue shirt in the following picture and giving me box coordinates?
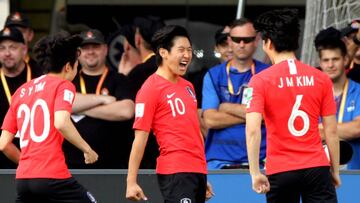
[202,60,269,169]
[338,79,360,169]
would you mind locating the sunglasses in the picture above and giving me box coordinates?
[230,36,256,44]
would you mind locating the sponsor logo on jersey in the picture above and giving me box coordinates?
[166,92,176,99]
[135,103,145,117]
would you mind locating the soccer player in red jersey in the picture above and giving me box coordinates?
[0,32,98,203]
[126,25,213,202]
[246,9,340,203]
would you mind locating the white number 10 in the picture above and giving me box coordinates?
[17,99,50,148]
[288,95,309,137]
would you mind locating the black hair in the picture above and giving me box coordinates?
[33,31,82,73]
[229,18,253,29]
[254,9,300,52]
[314,27,347,57]
[151,25,191,66]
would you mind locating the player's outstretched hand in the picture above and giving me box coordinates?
[84,149,98,164]
[251,173,270,194]
[205,181,215,201]
[126,183,148,201]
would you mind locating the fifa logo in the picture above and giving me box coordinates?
[180,198,191,203]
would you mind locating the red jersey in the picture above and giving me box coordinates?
[133,74,207,174]
[247,59,336,175]
[2,75,75,179]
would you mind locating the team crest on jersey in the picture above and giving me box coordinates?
[186,86,196,100]
[180,198,191,203]
[101,88,109,96]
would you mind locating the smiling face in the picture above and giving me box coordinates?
[0,39,26,71]
[160,36,192,77]
[78,43,107,71]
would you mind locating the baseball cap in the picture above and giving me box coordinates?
[215,28,229,45]
[80,29,105,45]
[0,27,25,44]
[134,16,165,44]
[120,24,136,48]
[340,19,360,37]
[5,12,31,28]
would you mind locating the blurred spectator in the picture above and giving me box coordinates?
[341,19,360,83]
[62,29,134,169]
[214,25,232,63]
[4,12,42,73]
[127,16,165,169]
[118,24,141,75]
[0,27,43,168]
[202,18,269,169]
[315,27,360,169]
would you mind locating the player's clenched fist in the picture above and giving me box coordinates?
[126,183,148,201]
[84,149,98,164]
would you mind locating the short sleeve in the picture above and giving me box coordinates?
[320,76,336,116]
[1,105,17,134]
[133,82,157,132]
[201,72,220,110]
[246,75,265,114]
[54,81,76,113]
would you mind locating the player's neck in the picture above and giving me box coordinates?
[156,66,179,84]
[333,74,347,96]
[231,58,253,72]
[2,61,26,77]
[271,52,296,64]
[82,65,107,76]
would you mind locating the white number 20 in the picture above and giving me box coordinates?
[288,95,309,137]
[17,99,50,148]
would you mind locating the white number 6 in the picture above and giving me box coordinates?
[288,95,309,137]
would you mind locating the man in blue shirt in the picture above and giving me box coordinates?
[202,18,269,169]
[315,27,360,169]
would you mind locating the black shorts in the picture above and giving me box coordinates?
[266,166,337,203]
[16,177,97,203]
[157,173,207,203]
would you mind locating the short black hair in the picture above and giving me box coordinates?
[229,18,253,29]
[254,9,300,52]
[151,25,191,66]
[314,27,347,57]
[33,31,82,73]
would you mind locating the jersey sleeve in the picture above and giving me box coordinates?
[320,76,336,116]
[246,75,265,114]
[1,105,18,134]
[201,72,220,110]
[133,82,157,132]
[54,81,76,113]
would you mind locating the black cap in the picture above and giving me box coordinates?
[0,27,25,44]
[340,19,360,37]
[215,28,228,45]
[134,16,165,44]
[5,12,31,28]
[80,29,105,45]
[120,24,136,48]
